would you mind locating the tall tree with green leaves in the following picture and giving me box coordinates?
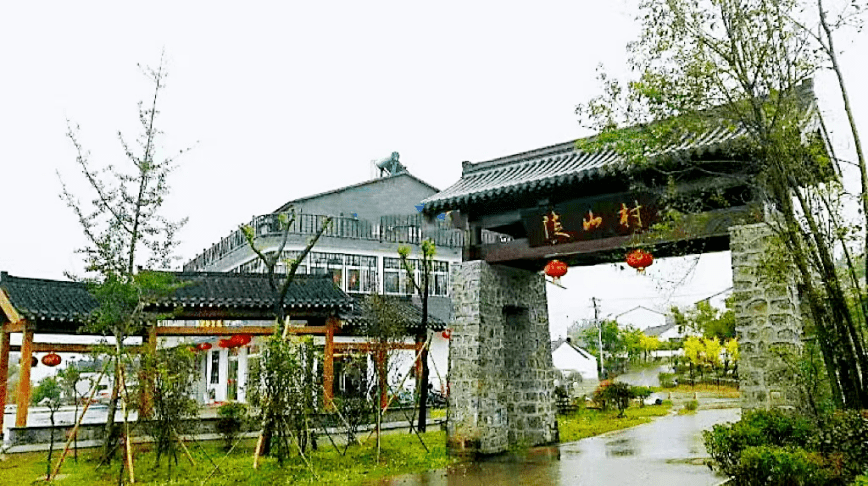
[576,0,868,408]
[59,53,191,461]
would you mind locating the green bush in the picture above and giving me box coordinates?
[683,399,698,411]
[704,409,814,477]
[594,382,633,418]
[703,409,868,485]
[658,372,677,388]
[807,410,868,481]
[216,402,248,451]
[734,446,837,486]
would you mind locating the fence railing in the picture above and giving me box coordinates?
[183,212,468,271]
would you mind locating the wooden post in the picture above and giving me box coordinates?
[415,341,424,382]
[0,328,10,438]
[323,317,336,409]
[139,325,158,417]
[376,348,387,409]
[16,324,34,427]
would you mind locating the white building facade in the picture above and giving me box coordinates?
[182,161,462,405]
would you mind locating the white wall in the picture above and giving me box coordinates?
[552,343,598,381]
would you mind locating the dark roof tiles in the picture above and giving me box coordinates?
[0,271,352,323]
[422,127,750,212]
[343,295,446,332]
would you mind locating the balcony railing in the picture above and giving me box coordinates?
[184,213,467,271]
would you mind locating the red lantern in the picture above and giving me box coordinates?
[30,356,38,367]
[41,353,61,367]
[218,338,232,349]
[544,259,568,284]
[441,329,452,339]
[197,342,212,351]
[228,334,251,348]
[626,249,654,273]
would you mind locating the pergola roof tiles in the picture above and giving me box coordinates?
[343,295,446,332]
[0,271,352,327]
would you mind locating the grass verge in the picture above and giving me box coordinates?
[557,401,672,443]
[0,430,456,486]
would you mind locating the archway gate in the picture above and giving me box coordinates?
[421,137,804,454]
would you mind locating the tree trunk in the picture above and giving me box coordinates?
[417,264,430,433]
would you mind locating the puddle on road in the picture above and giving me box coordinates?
[367,408,738,486]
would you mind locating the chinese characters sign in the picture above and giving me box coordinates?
[523,193,658,247]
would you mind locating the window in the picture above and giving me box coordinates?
[310,252,344,289]
[384,257,417,295]
[432,261,449,296]
[345,255,377,293]
[384,258,449,296]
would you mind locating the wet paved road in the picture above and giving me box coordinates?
[615,365,671,387]
[369,407,739,486]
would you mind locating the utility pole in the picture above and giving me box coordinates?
[592,297,605,379]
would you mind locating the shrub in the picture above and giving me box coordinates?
[734,445,838,486]
[808,410,868,481]
[658,372,677,388]
[216,402,248,451]
[704,409,814,477]
[683,399,698,412]
[595,382,633,418]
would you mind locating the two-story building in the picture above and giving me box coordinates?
[182,155,463,404]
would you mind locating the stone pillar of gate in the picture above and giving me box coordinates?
[447,260,558,455]
[730,223,803,410]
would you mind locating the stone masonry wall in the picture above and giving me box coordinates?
[447,260,558,454]
[730,223,803,410]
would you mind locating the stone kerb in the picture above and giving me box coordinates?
[729,223,803,410]
[447,260,558,455]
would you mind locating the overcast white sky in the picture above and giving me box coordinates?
[2,1,866,341]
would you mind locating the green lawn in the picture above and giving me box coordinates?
[557,402,673,443]
[1,405,672,485]
[0,431,457,486]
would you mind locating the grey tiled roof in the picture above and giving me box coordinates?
[162,272,352,310]
[344,295,447,332]
[644,323,677,337]
[0,272,97,323]
[0,271,352,323]
[421,126,749,213]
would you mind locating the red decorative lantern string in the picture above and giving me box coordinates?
[626,249,654,273]
[197,342,213,351]
[218,338,232,349]
[41,352,61,367]
[441,328,452,339]
[544,259,568,284]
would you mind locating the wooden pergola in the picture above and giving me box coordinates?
[0,271,446,430]
[0,271,355,429]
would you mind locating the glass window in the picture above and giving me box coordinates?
[384,272,399,294]
[345,255,377,294]
[384,257,417,295]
